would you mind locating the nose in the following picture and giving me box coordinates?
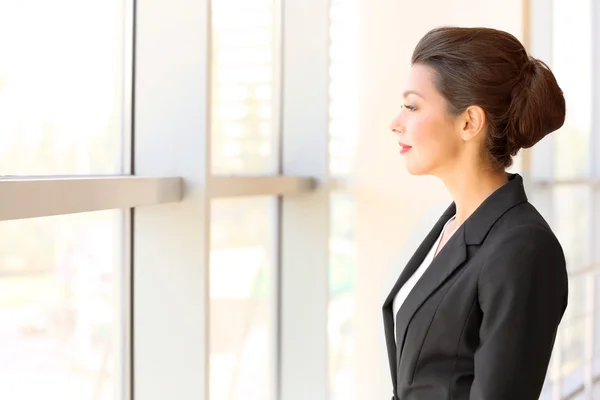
[389,112,404,135]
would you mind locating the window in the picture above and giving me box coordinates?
[0,211,126,400]
[211,0,281,175]
[0,1,134,399]
[0,0,353,398]
[328,0,359,177]
[208,2,282,399]
[550,0,593,180]
[327,0,360,399]
[528,0,600,398]
[329,193,357,400]
[209,197,277,399]
[0,0,129,175]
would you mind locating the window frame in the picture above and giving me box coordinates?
[4,0,335,399]
[133,1,322,400]
[527,0,600,398]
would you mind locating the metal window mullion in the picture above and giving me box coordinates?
[122,1,136,398]
[591,0,600,181]
[528,0,555,184]
[123,0,135,177]
[133,0,210,398]
[589,0,600,392]
[121,208,133,400]
[280,0,331,399]
[273,1,285,398]
[520,0,532,176]
[584,275,596,397]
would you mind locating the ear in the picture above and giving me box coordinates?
[459,105,486,141]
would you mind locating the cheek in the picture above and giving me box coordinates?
[409,115,459,161]
[408,114,446,150]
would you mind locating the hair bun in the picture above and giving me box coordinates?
[506,57,566,154]
[411,27,566,169]
[520,59,537,83]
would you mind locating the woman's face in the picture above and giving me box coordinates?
[389,64,464,176]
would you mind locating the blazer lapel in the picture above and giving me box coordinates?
[395,227,467,367]
[382,203,455,388]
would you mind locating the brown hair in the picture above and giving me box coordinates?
[412,27,566,169]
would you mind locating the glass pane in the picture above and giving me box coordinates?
[329,193,357,400]
[0,210,126,399]
[552,186,592,274]
[210,0,280,174]
[0,1,129,175]
[329,0,359,176]
[551,0,592,179]
[209,197,276,399]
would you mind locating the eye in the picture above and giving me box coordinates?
[402,104,417,112]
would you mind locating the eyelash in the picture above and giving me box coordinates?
[402,104,416,111]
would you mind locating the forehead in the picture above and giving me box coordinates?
[403,63,438,99]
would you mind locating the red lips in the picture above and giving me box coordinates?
[398,142,412,155]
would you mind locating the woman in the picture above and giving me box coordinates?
[383,27,568,400]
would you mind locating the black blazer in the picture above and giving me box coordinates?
[382,174,568,400]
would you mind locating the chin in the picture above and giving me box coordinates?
[404,161,430,176]
[406,169,426,176]
[404,153,439,176]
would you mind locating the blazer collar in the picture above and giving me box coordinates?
[461,173,528,245]
[382,173,528,392]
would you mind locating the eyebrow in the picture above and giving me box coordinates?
[403,90,424,99]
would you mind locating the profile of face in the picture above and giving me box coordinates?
[393,27,566,174]
[389,64,465,176]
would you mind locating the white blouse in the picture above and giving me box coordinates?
[393,216,456,341]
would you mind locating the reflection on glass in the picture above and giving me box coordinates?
[209,197,276,400]
[329,0,359,176]
[211,0,279,174]
[551,0,592,179]
[0,211,125,399]
[0,0,127,175]
[328,193,357,400]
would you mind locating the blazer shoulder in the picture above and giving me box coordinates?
[479,204,566,284]
[487,201,558,246]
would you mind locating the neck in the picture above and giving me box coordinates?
[438,167,508,226]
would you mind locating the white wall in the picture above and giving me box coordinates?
[353,1,525,398]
